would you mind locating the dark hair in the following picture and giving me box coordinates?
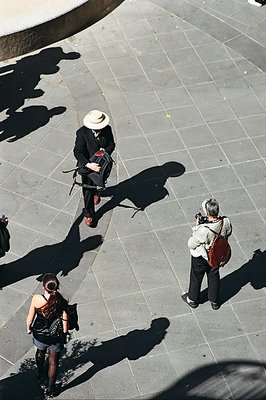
[205,199,219,217]
[41,273,68,319]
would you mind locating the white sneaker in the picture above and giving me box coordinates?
[248,0,263,6]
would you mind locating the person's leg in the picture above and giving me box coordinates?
[47,349,60,393]
[35,348,46,378]
[82,176,95,219]
[87,171,101,205]
[188,256,207,303]
[207,267,220,304]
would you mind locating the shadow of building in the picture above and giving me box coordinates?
[152,360,266,399]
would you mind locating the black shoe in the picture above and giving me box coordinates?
[37,372,48,390]
[181,293,199,308]
[44,388,56,399]
[211,302,220,310]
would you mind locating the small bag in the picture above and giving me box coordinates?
[33,314,63,343]
[48,316,64,339]
[67,303,79,331]
[206,219,231,269]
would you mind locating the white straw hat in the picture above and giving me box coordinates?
[83,110,109,130]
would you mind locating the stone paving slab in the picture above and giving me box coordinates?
[1,0,266,399]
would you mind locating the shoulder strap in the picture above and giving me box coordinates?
[42,294,48,302]
[205,218,224,237]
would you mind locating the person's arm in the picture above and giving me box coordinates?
[104,128,115,155]
[26,296,36,334]
[188,227,206,250]
[74,130,101,172]
[225,218,233,238]
[62,310,69,334]
[73,129,90,167]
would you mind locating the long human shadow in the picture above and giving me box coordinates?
[0,318,169,399]
[200,249,266,305]
[0,46,80,141]
[0,105,66,142]
[61,318,170,392]
[0,212,102,289]
[95,161,185,222]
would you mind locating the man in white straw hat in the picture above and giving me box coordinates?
[74,110,115,226]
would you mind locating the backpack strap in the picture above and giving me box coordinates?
[62,167,79,174]
[62,167,103,195]
[205,218,224,237]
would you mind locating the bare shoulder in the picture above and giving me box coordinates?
[32,294,46,308]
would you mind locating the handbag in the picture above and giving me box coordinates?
[33,314,63,343]
[48,316,64,339]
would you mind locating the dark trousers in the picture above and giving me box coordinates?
[82,175,97,218]
[188,256,220,303]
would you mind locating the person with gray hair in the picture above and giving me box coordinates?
[182,199,232,310]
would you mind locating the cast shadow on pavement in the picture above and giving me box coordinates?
[60,317,170,392]
[0,212,102,289]
[0,105,66,142]
[151,360,266,399]
[200,249,266,305]
[95,161,186,223]
[2,357,265,399]
[0,47,80,142]
[0,318,170,399]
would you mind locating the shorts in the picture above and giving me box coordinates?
[32,334,63,353]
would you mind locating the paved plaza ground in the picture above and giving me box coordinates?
[0,0,266,399]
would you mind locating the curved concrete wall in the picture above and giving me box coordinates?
[0,0,124,61]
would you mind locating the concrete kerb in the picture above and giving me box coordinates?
[0,0,124,61]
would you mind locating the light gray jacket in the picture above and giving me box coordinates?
[188,217,232,260]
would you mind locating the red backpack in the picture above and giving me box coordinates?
[206,218,231,269]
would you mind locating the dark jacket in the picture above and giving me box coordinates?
[73,125,115,167]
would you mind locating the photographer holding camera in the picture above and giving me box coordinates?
[182,199,232,310]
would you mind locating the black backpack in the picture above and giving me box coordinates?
[0,221,10,258]
[88,150,113,186]
[63,150,114,195]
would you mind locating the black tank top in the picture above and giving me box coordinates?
[32,295,62,344]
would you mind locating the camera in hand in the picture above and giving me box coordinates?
[195,212,207,224]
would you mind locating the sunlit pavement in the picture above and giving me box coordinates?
[0,1,266,399]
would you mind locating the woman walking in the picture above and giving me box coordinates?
[26,273,68,398]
